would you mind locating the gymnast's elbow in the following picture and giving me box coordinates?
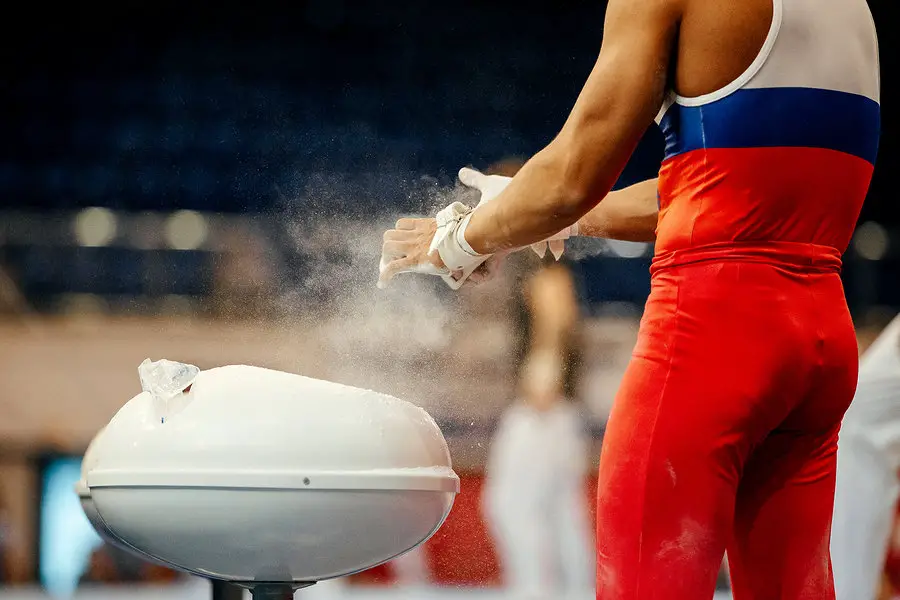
[543,113,638,220]
[527,148,594,223]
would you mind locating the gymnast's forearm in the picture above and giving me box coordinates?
[460,128,635,254]
[576,178,659,242]
[460,90,660,255]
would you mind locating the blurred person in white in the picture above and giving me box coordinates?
[483,263,594,598]
[832,313,900,600]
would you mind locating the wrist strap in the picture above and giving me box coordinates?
[454,212,481,257]
[430,204,490,272]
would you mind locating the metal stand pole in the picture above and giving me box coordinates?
[211,580,246,600]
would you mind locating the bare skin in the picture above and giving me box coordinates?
[521,265,579,411]
[379,0,773,282]
[527,263,579,355]
[575,178,660,242]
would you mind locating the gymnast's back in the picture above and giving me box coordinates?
[654,0,880,265]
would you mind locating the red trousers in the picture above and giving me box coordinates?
[595,244,859,599]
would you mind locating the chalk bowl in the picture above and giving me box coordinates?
[79,363,460,598]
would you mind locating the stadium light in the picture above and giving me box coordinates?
[853,221,889,261]
[73,207,117,247]
[164,210,209,250]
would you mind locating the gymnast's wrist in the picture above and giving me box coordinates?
[435,210,490,272]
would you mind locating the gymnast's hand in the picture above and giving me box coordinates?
[377,166,575,289]
[378,216,509,289]
[377,217,448,289]
[378,167,508,290]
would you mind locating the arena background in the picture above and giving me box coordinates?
[0,1,896,598]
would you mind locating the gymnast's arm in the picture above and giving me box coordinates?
[460,0,679,254]
[576,178,660,242]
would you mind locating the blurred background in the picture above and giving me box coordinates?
[0,1,896,599]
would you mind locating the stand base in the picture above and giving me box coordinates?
[251,584,298,600]
[246,582,315,600]
[211,580,244,600]
[210,580,316,600]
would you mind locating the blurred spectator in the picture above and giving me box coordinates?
[832,313,900,600]
[482,156,584,397]
[881,505,900,599]
[482,263,594,598]
[519,262,582,392]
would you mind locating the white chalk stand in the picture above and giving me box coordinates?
[77,365,459,600]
